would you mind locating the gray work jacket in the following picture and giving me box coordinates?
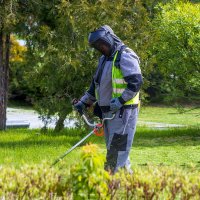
[81,45,143,107]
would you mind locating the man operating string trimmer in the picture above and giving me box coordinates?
[74,25,143,174]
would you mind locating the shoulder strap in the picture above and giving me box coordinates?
[114,45,127,68]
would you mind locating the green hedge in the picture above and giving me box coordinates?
[0,144,200,199]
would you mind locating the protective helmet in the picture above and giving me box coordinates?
[88,27,114,49]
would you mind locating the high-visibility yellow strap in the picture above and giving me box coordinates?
[111,50,140,105]
[124,92,140,105]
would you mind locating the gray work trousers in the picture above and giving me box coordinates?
[103,107,139,173]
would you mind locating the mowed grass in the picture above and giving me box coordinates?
[132,127,200,168]
[138,106,200,126]
[0,129,84,167]
[0,126,199,169]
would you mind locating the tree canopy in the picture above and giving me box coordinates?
[148,1,200,103]
[0,0,199,130]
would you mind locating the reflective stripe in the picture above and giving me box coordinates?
[113,88,125,94]
[113,78,125,84]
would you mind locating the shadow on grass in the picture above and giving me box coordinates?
[0,128,95,149]
[133,127,200,147]
[135,127,200,139]
[0,127,199,149]
[0,138,96,149]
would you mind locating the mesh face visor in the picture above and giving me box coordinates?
[88,29,106,45]
[90,39,111,53]
[89,29,113,47]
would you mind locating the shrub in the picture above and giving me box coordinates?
[0,144,200,199]
[0,163,62,199]
[67,143,110,200]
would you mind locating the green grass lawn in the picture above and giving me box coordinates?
[1,106,199,169]
[138,106,200,126]
[0,129,83,167]
[132,127,200,168]
[0,127,199,169]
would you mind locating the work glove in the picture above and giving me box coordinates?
[110,98,123,112]
[73,100,86,115]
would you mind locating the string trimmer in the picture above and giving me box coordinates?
[51,100,115,167]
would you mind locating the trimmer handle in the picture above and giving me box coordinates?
[72,98,84,116]
[72,98,78,105]
[72,98,115,128]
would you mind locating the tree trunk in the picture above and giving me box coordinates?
[0,28,6,130]
[54,112,67,132]
[0,27,10,130]
[5,34,10,126]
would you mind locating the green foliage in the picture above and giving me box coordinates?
[0,163,63,199]
[68,144,110,199]
[9,36,32,102]
[22,0,151,130]
[149,1,200,103]
[115,165,200,199]
[0,0,19,32]
[4,0,200,130]
[0,144,200,199]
